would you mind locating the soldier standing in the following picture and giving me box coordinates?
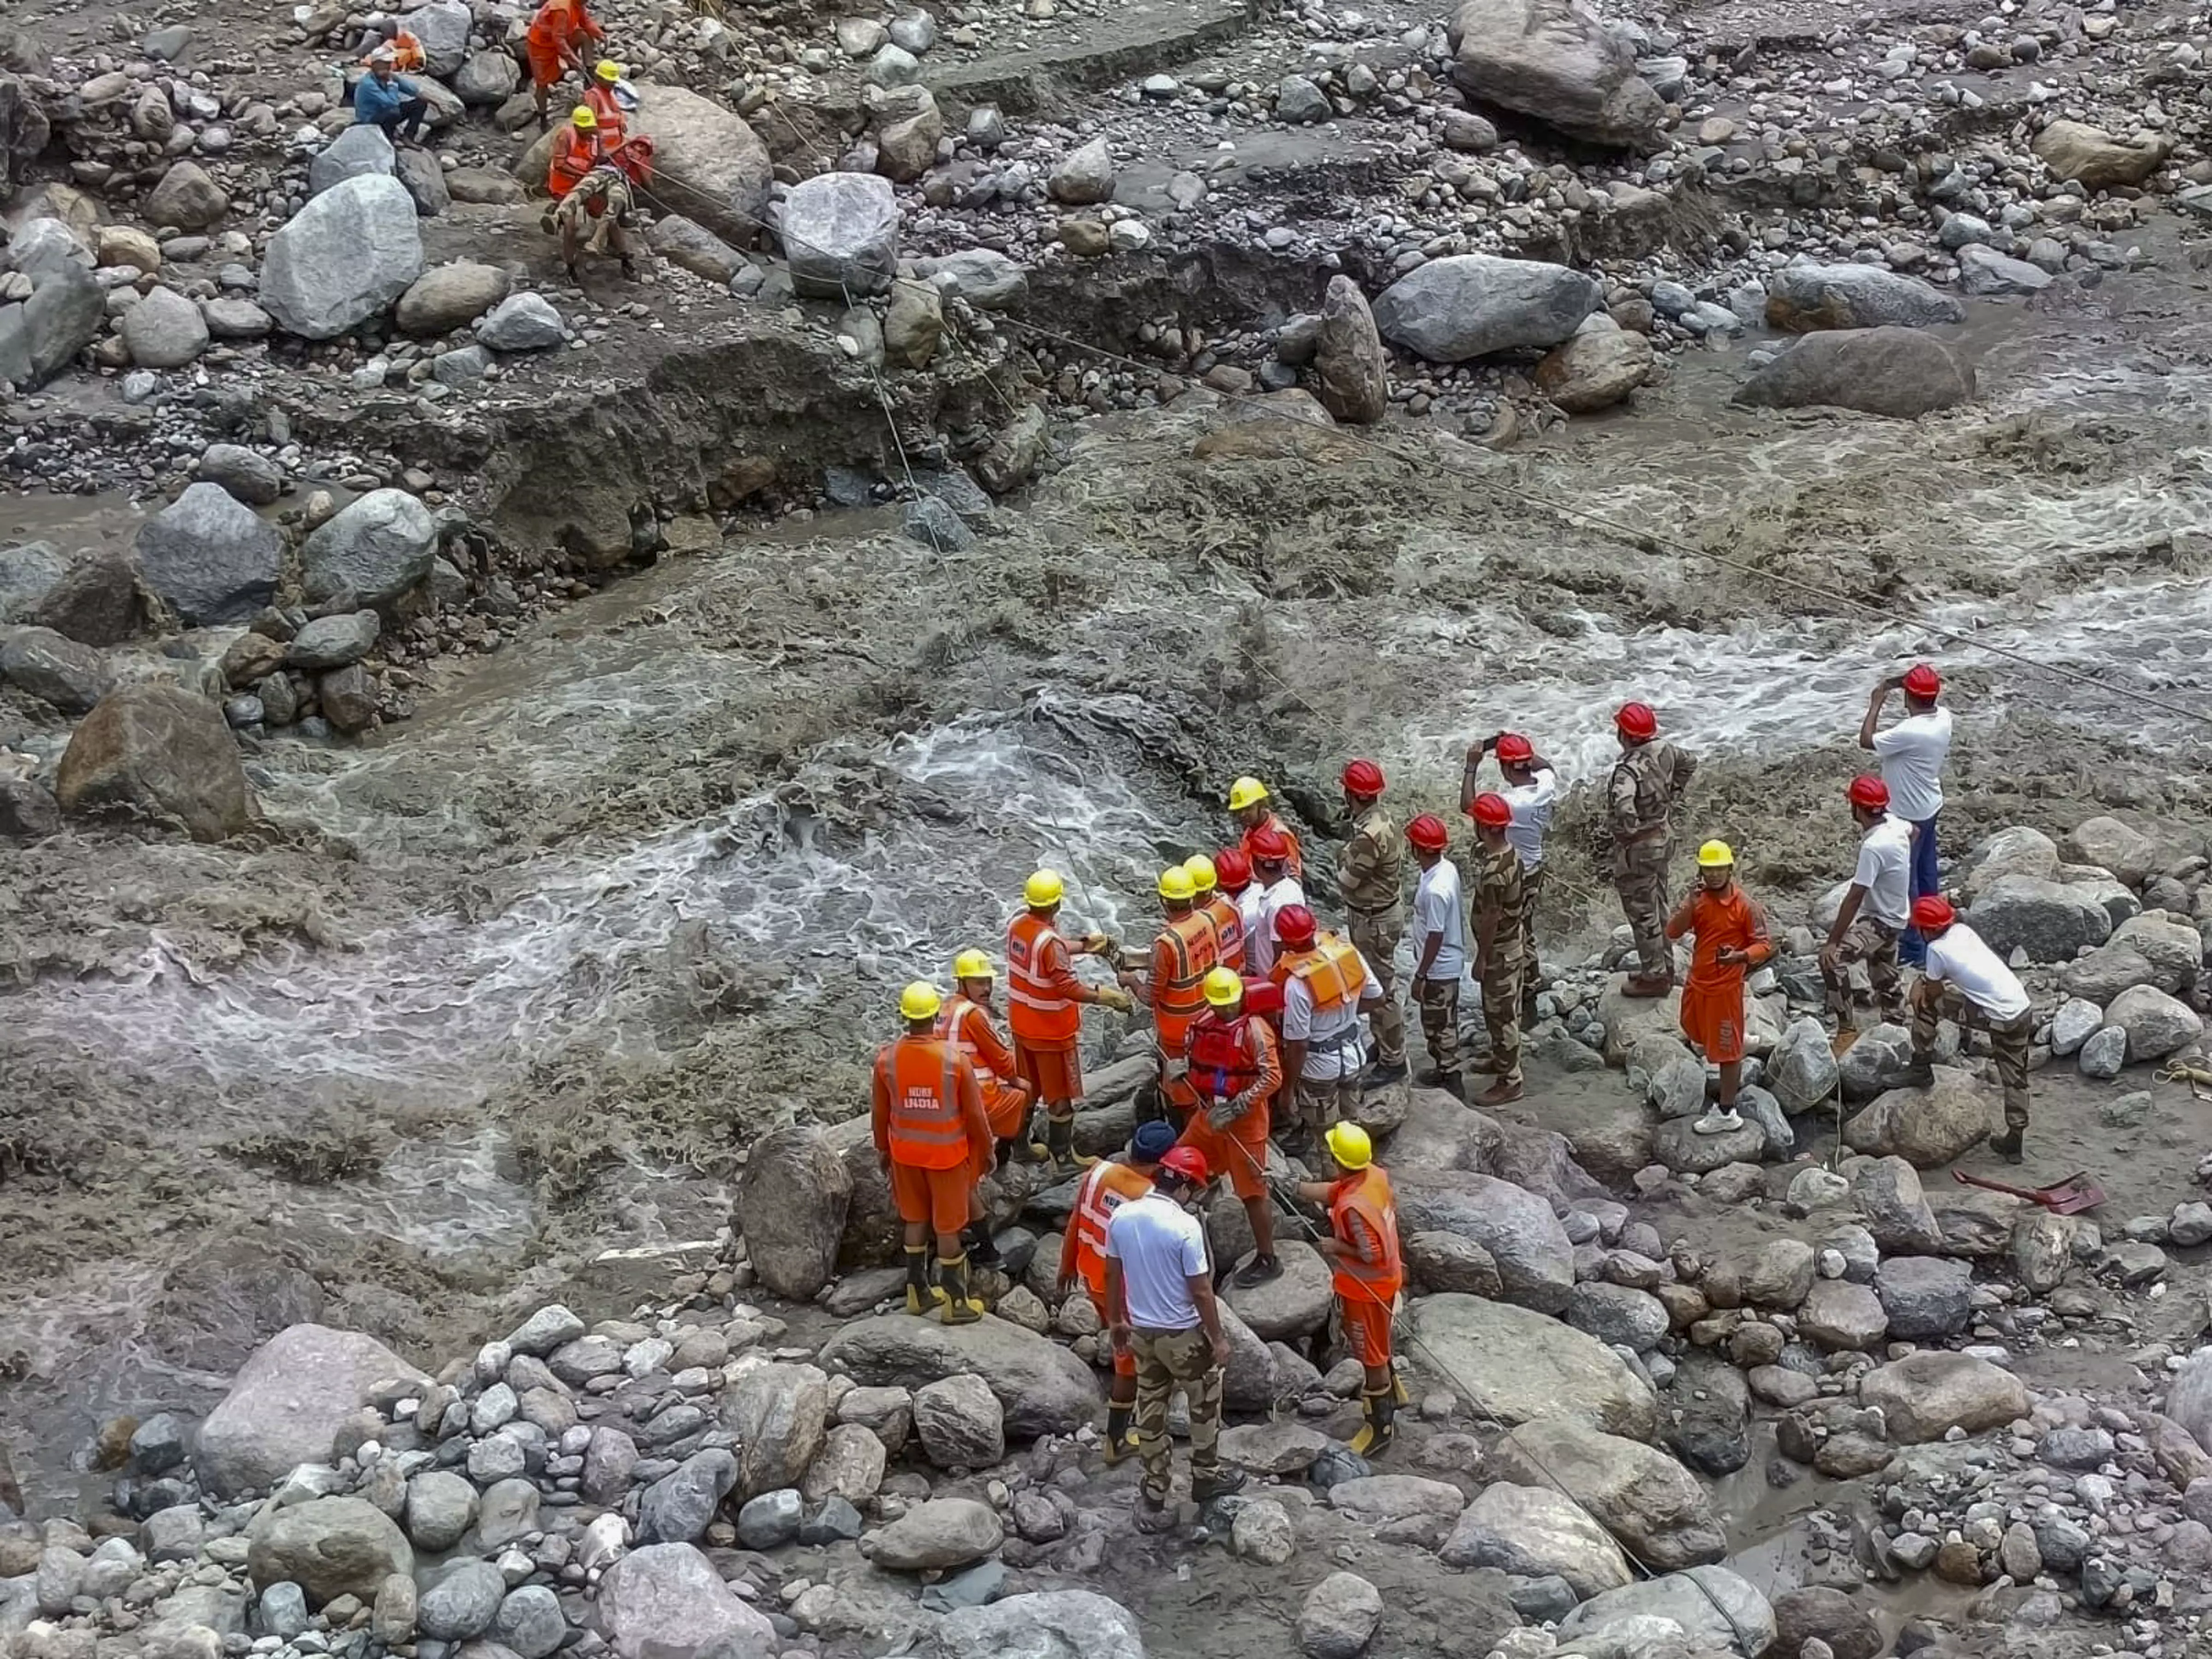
[1336,759,1408,1091]
[1467,793,1527,1106]
[1609,701,1697,997]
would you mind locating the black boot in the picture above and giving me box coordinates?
[1362,1059,1408,1092]
[903,1245,941,1315]
[936,1254,983,1324]
[1101,1404,1135,1465]
[1989,1126,2024,1163]
[1043,1112,1094,1177]
[1189,1466,1246,1503]
[965,1222,1003,1268]
[1347,1387,1395,1456]
[1874,1057,1936,1092]
[1234,1252,1283,1288]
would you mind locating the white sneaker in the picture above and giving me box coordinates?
[1692,1108,1743,1136]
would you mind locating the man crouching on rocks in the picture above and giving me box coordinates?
[1105,1144,1244,1529]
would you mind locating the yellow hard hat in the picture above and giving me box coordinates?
[1324,1122,1373,1170]
[1183,853,1218,893]
[1201,966,1244,1008]
[1697,839,1735,869]
[1158,865,1195,903]
[571,105,597,129]
[594,59,624,81]
[1024,870,1065,907]
[1226,776,1270,812]
[952,949,994,982]
[899,981,942,1020]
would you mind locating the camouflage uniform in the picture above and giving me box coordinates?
[1129,1327,1224,1503]
[1414,974,1461,1075]
[1912,989,2033,1132]
[1338,803,1406,1068]
[1608,739,1697,980]
[1822,918,1905,1024]
[1471,841,1528,1084]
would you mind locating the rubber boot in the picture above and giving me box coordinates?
[1362,1059,1408,1092]
[1101,1404,1136,1465]
[1044,1112,1094,1177]
[1621,972,1673,999]
[1390,1367,1411,1407]
[903,1245,943,1315]
[1989,1126,2024,1163]
[1873,1057,1936,1092]
[1347,1388,1395,1456]
[1188,1466,1246,1503]
[936,1254,984,1324]
[965,1221,1003,1269]
[1234,1252,1283,1288]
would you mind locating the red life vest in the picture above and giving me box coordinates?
[1188,1011,1266,1101]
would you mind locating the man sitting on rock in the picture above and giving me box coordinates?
[1881,896,2034,1162]
[353,49,429,146]
[1666,840,1773,1137]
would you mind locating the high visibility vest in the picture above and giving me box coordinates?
[1151,910,1220,1055]
[1272,934,1364,1013]
[874,1036,973,1171]
[528,0,594,50]
[1070,1160,1153,1296]
[1243,814,1304,880]
[583,81,628,142]
[934,996,1006,1088]
[1006,910,1082,1044]
[1188,1011,1268,1102]
[548,128,601,198]
[1327,1166,1402,1302]
[1199,893,1244,974]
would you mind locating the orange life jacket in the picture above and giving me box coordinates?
[583,80,628,143]
[1271,933,1364,1014]
[1188,1010,1269,1102]
[1007,910,1081,1044]
[527,0,600,52]
[364,30,426,71]
[1069,1159,1153,1296]
[1199,892,1244,975]
[548,126,602,198]
[1150,909,1220,1056]
[1327,1165,1402,1302]
[935,995,1009,1086]
[873,1035,975,1171]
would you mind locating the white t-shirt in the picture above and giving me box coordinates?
[1872,708,1952,823]
[1852,817,1912,929]
[1233,885,1265,965]
[1281,953,1384,1080]
[1502,768,1558,871]
[1926,922,2030,1023]
[1249,876,1306,977]
[1411,859,1467,981]
[1104,1191,1208,1330]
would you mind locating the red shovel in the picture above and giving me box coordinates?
[1952,1168,2106,1215]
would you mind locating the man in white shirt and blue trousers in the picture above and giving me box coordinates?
[1860,662,1952,968]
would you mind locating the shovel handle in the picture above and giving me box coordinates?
[1952,1169,2042,1202]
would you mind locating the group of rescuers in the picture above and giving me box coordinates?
[872,663,2015,1518]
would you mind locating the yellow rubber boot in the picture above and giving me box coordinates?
[936,1253,985,1324]
[904,1245,945,1314]
[1347,1387,1395,1457]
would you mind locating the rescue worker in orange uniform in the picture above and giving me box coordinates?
[360,17,427,71]
[1119,866,1221,1130]
[547,104,606,198]
[1271,903,1385,1152]
[1178,967,1284,1287]
[1055,1119,1177,1463]
[871,982,995,1323]
[525,0,605,129]
[938,949,1040,1159]
[1006,870,1134,1174]
[1665,841,1776,1140]
[1182,853,1245,976]
[1294,1122,1403,1454]
[582,59,629,142]
[1228,776,1304,882]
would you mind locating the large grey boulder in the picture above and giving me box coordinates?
[596,1544,776,1659]
[135,482,281,624]
[929,1592,1142,1659]
[477,292,565,351]
[1847,1154,1942,1252]
[1843,1068,1994,1167]
[1221,1238,1334,1339]
[817,1315,1100,1439]
[1406,1297,1657,1438]
[862,1497,1003,1571]
[629,88,771,248]
[1,627,113,712]
[1371,254,1601,363]
[0,541,68,623]
[56,682,255,843]
[119,285,209,368]
[245,1498,412,1609]
[1768,1016,1841,1112]
[418,1559,505,1640]
[734,1125,851,1300]
[781,171,899,298]
[1735,327,1974,418]
[2165,1350,2212,1458]
[2061,815,2160,884]
[261,174,423,340]
[1487,1418,1725,1570]
[915,248,1026,311]
[1437,1482,1634,1597]
[1873,1255,1972,1340]
[2106,984,2203,1061]
[409,0,474,75]
[1313,274,1386,424]
[1393,1170,1573,1313]
[301,488,437,608]
[191,1324,427,1498]
[912,1374,1006,1469]
[454,49,521,105]
[722,1363,827,1500]
[1559,1568,1775,1658]
[1968,874,2113,960]
[1859,1351,2026,1443]
[1533,319,1653,412]
[1959,825,2061,899]
[1764,261,1966,331]
[145,160,229,230]
[307,124,395,197]
[1047,137,1115,204]
[394,261,510,337]
[0,259,103,388]
[1447,0,1662,147]
[635,1449,739,1545]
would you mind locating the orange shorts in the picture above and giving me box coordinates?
[1177,1108,1269,1200]
[1337,1289,1395,1367]
[527,42,567,87]
[1679,980,1747,1065]
[1013,1038,1082,1106]
[1087,1287,1136,1377]
[982,1080,1035,1141]
[889,1160,973,1235]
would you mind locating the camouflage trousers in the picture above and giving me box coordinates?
[1347,906,1407,1066]
[1481,949,1525,1084]
[1130,1326,1222,1502]
[1612,835,1672,977]
[1912,987,2033,1130]
[549,168,632,253]
[1414,974,1461,1073]
[1520,865,1544,996]
[1823,917,1905,1024]
[1295,1073,1360,1136]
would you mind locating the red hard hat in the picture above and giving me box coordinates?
[1910,894,1956,934]
[1341,758,1385,797]
[1214,848,1251,889]
[1495,732,1535,765]
[1157,1145,1209,1185]
[1846,775,1890,811]
[1249,827,1289,863]
[1469,792,1512,830]
[1272,903,1317,948]
[1406,813,1449,850]
[1903,663,1942,700]
[1615,701,1658,741]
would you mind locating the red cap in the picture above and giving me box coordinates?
[1903,663,1941,700]
[1615,701,1658,741]
[1911,894,1956,933]
[1341,758,1384,797]
[1495,733,1535,765]
[1406,813,1449,851]
[1214,848,1251,890]
[1470,792,1512,830]
[1249,827,1289,863]
[1156,1145,1210,1185]
[1272,903,1317,949]
[1846,775,1890,811]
